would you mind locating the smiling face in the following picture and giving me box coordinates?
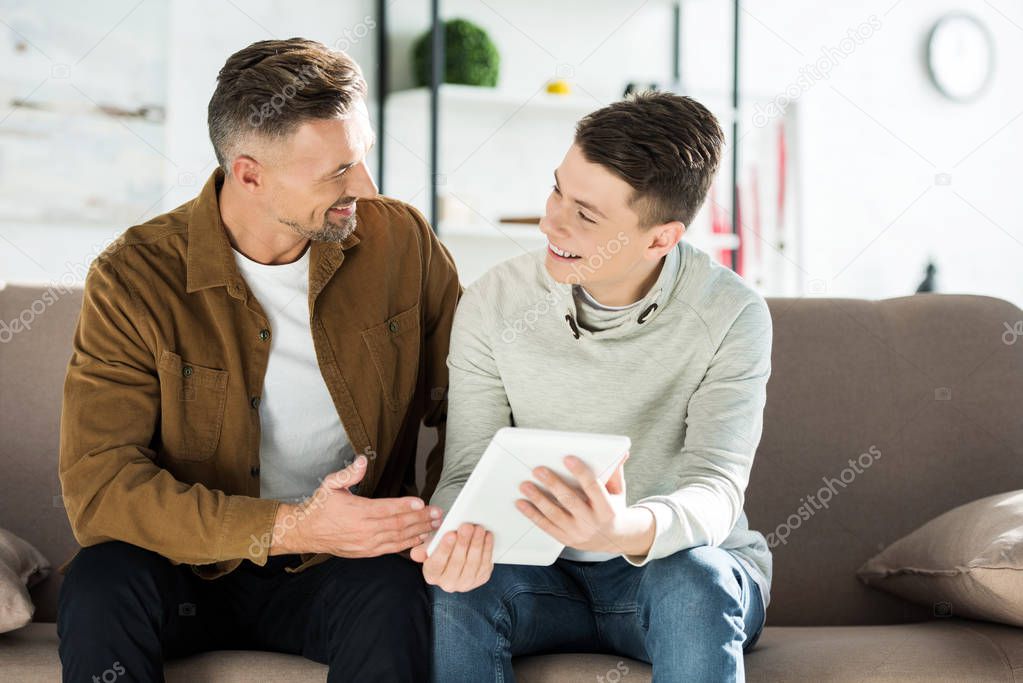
[540,144,682,303]
[209,38,374,245]
[257,100,377,243]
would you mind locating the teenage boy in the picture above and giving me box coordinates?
[411,92,772,682]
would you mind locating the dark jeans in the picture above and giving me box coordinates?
[57,541,428,682]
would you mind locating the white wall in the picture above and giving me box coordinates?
[1,0,1020,309]
[0,0,170,283]
[161,0,381,211]
[685,0,1023,305]
[0,0,381,284]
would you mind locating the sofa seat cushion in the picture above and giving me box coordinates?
[742,621,1023,682]
[3,620,1021,682]
[0,622,62,681]
[516,620,1023,682]
[0,623,329,682]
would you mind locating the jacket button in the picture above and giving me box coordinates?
[250,465,260,477]
[181,366,193,377]
[250,396,261,409]
[259,329,270,341]
[388,320,399,333]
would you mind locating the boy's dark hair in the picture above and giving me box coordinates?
[208,38,367,173]
[575,92,724,227]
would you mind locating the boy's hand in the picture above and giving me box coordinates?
[410,523,494,593]
[515,453,655,557]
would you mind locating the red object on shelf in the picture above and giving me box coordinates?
[734,184,744,277]
[709,184,730,266]
[751,166,762,266]
[777,121,787,238]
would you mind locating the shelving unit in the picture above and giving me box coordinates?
[374,0,745,273]
[386,84,611,115]
[384,83,747,122]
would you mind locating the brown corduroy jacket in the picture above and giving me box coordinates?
[58,170,461,579]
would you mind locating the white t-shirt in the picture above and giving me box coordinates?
[232,244,353,504]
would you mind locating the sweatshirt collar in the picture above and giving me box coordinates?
[550,243,684,341]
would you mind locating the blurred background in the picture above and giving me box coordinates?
[0,0,1020,306]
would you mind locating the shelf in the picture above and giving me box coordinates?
[384,84,764,124]
[387,84,611,116]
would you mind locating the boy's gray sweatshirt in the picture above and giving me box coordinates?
[431,240,774,607]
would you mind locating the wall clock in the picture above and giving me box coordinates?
[927,13,994,102]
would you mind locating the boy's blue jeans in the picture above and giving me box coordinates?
[430,545,765,683]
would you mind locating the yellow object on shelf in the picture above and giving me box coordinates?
[546,79,571,95]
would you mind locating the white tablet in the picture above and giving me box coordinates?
[426,427,631,566]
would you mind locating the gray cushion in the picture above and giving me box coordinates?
[0,529,50,632]
[4,621,1023,682]
[858,489,1023,627]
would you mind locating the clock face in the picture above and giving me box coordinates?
[927,14,994,101]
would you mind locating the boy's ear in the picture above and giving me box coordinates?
[646,220,685,258]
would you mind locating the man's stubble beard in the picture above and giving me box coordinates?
[279,212,357,243]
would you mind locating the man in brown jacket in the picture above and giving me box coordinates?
[56,39,460,682]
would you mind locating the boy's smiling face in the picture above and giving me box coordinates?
[540,144,683,304]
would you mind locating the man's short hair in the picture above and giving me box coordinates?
[574,91,725,227]
[208,38,367,173]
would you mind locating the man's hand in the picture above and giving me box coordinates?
[515,454,655,557]
[409,523,494,593]
[269,455,442,557]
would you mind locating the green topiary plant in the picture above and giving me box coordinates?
[412,18,500,88]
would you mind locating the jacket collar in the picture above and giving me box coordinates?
[185,169,361,297]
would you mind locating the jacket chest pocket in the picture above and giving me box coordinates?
[361,304,421,412]
[157,350,229,462]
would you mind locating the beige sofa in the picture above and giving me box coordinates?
[1,282,1021,682]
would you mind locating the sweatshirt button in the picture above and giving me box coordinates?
[250,396,261,409]
[250,465,260,477]
[258,328,270,341]
[637,303,658,324]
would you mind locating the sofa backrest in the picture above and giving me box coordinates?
[1,283,1021,626]
[1,283,83,622]
[747,294,1023,625]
